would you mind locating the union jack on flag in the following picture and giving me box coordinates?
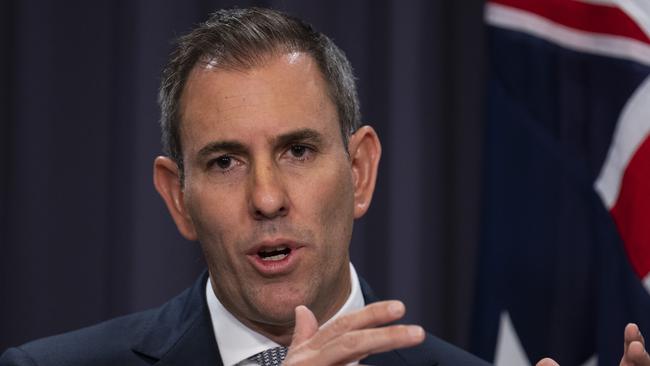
[472,0,650,365]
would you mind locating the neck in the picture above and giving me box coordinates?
[211,266,352,346]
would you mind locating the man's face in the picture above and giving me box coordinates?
[177,53,355,333]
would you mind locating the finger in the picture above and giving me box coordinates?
[536,358,560,366]
[316,324,425,365]
[625,324,642,349]
[291,305,319,346]
[308,300,406,348]
[624,324,644,357]
[625,341,650,366]
[621,323,649,366]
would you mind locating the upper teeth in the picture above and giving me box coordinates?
[260,245,287,253]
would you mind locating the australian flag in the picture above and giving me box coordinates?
[471,0,650,365]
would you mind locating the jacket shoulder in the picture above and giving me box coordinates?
[0,308,159,366]
[0,274,210,366]
[362,332,491,366]
[400,332,491,365]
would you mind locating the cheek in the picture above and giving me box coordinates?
[309,165,355,240]
[184,183,241,252]
[187,192,248,279]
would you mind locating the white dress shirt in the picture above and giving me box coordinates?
[206,262,365,366]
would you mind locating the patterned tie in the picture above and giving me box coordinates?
[249,346,288,366]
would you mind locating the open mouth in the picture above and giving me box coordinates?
[248,241,302,275]
[257,245,292,261]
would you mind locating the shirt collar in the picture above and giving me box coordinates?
[205,263,365,366]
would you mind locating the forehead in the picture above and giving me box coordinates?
[179,52,340,149]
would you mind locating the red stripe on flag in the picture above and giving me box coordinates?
[489,0,650,45]
[611,135,650,279]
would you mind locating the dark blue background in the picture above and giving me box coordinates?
[0,0,486,351]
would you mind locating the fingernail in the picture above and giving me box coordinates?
[388,301,404,316]
[408,326,424,339]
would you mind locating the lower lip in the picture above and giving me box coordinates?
[247,248,302,276]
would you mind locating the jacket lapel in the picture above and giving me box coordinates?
[131,271,223,366]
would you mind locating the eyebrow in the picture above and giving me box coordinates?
[197,140,246,160]
[195,128,325,160]
[274,128,324,147]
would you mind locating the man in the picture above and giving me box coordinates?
[0,7,647,366]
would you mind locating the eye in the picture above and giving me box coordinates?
[289,145,307,158]
[215,155,233,169]
[208,154,241,173]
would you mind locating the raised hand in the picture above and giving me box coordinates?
[621,323,649,366]
[283,300,425,366]
[536,323,649,366]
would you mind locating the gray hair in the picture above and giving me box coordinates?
[158,7,361,177]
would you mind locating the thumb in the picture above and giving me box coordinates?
[291,305,319,346]
[536,358,560,366]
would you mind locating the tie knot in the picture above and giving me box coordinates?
[250,346,288,366]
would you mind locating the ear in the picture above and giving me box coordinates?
[153,156,198,240]
[347,125,382,219]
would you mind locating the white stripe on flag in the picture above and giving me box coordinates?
[485,3,650,66]
[494,312,530,366]
[577,0,617,6]
[595,76,650,209]
[495,311,600,365]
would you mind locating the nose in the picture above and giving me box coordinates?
[248,160,289,220]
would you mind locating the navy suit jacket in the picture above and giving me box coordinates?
[0,271,489,365]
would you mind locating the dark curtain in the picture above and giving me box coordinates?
[0,0,486,351]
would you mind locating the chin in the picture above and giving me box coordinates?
[251,286,312,324]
